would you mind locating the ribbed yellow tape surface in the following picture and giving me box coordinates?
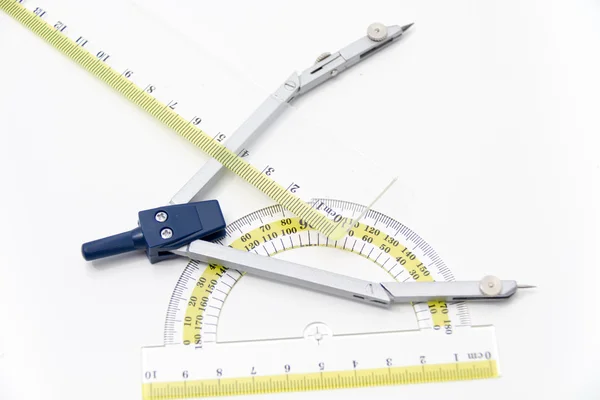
[0,0,346,238]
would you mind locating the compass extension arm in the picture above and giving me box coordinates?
[172,240,393,306]
[380,277,532,303]
[174,240,532,308]
[170,23,413,205]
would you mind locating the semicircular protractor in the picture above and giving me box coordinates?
[165,199,471,347]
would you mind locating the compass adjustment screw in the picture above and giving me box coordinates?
[283,80,297,91]
[479,275,503,296]
[161,228,173,240]
[155,211,168,222]
[315,52,331,64]
[367,22,388,42]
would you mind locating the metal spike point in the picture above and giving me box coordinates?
[401,23,414,32]
[517,284,537,289]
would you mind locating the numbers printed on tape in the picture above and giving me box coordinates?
[0,0,350,239]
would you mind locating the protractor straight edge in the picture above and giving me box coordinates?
[153,199,489,398]
[141,327,499,399]
[0,0,352,239]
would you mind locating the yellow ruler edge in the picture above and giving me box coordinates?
[142,360,498,399]
[0,0,346,239]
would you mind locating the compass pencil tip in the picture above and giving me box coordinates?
[401,23,414,32]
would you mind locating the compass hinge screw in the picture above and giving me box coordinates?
[155,211,168,222]
[479,275,503,296]
[161,228,173,240]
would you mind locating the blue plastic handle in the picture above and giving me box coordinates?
[81,200,226,264]
[81,227,145,261]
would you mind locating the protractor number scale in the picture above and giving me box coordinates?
[166,199,472,348]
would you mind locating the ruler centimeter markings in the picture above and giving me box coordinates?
[0,0,348,238]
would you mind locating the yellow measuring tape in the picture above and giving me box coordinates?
[0,0,346,239]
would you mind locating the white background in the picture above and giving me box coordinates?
[1,0,599,399]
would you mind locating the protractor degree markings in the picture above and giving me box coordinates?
[164,199,470,346]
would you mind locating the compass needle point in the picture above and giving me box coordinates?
[401,22,414,32]
[517,284,537,289]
